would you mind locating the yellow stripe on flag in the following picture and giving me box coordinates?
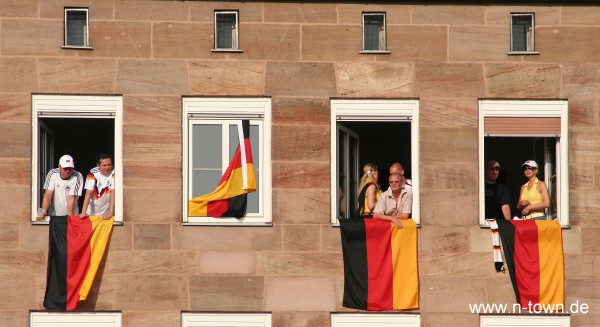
[188,163,255,216]
[78,216,114,301]
[390,219,419,310]
[536,220,564,306]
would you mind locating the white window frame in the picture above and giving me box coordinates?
[63,8,91,49]
[182,97,272,226]
[31,94,124,224]
[330,99,420,225]
[480,315,570,327]
[331,313,421,327]
[30,311,121,327]
[213,10,242,52]
[509,13,537,54]
[182,312,271,327]
[361,12,390,54]
[479,100,569,227]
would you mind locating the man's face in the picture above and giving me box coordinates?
[97,158,113,176]
[59,165,74,179]
[389,175,402,193]
[485,166,499,183]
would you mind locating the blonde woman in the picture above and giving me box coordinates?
[517,160,550,220]
[357,163,381,218]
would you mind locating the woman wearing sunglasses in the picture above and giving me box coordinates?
[516,160,550,220]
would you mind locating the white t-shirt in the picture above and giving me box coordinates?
[43,168,84,216]
[84,167,115,215]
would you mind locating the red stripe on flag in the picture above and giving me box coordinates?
[207,198,230,217]
[365,219,393,310]
[513,220,541,308]
[66,216,93,310]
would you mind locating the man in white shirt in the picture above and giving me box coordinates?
[79,153,115,220]
[373,173,413,229]
[37,155,84,220]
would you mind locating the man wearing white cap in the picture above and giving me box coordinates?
[37,154,84,221]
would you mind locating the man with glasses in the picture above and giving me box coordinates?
[485,160,512,221]
[373,173,412,229]
[36,154,84,221]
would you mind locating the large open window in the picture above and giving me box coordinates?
[479,100,568,227]
[331,99,419,225]
[182,97,272,225]
[32,95,123,224]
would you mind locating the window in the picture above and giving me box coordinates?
[182,313,271,327]
[64,8,90,48]
[182,97,272,225]
[30,311,121,327]
[480,315,570,327]
[331,313,420,327]
[31,95,123,224]
[479,100,569,227]
[510,13,535,53]
[331,99,420,225]
[362,12,388,53]
[213,11,240,51]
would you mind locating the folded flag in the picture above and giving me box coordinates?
[188,120,256,218]
[44,216,114,311]
[496,219,564,309]
[340,218,419,311]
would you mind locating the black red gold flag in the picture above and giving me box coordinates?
[496,219,564,309]
[340,218,419,310]
[44,215,113,310]
[188,120,256,218]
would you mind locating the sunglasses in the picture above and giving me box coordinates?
[522,166,536,171]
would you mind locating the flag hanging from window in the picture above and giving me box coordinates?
[43,215,114,311]
[340,218,419,310]
[496,219,564,309]
[188,120,256,218]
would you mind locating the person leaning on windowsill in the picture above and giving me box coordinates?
[373,172,412,229]
[516,160,550,220]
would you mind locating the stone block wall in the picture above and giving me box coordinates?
[0,1,599,326]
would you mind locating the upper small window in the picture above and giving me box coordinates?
[362,13,388,52]
[64,8,90,48]
[510,13,535,53]
[214,10,240,51]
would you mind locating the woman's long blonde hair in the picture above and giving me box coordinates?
[358,163,379,195]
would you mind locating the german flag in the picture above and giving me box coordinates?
[44,215,114,311]
[496,219,564,309]
[188,120,256,218]
[340,218,419,310]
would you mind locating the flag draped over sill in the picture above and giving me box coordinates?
[340,218,419,311]
[44,215,114,311]
[496,219,564,309]
[188,120,256,218]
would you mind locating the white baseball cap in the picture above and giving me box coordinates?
[521,160,538,169]
[59,155,75,168]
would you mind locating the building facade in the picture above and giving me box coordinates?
[0,0,598,326]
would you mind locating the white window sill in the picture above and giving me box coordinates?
[62,45,93,50]
[360,50,391,54]
[211,48,244,53]
[508,51,539,55]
